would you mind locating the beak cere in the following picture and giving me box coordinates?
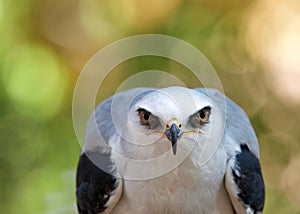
[165,122,182,155]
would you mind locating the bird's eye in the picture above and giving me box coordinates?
[143,112,150,120]
[137,108,151,126]
[198,106,211,123]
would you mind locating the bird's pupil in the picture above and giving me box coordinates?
[199,110,206,119]
[144,112,150,120]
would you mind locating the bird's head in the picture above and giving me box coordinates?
[128,87,214,156]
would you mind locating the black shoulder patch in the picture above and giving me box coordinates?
[76,151,118,214]
[232,144,265,213]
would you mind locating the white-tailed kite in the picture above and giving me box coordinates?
[76,87,265,214]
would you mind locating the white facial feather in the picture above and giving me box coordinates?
[122,87,220,159]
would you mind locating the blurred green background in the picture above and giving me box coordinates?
[1,0,300,213]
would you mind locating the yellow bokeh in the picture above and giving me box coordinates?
[2,43,68,120]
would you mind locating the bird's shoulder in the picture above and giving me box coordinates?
[225,144,265,214]
[76,150,122,213]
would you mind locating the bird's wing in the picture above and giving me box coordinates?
[76,87,155,214]
[196,88,265,213]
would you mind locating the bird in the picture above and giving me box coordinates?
[76,86,265,214]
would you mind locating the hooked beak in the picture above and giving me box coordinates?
[164,121,182,155]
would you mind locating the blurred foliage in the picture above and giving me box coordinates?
[0,0,299,213]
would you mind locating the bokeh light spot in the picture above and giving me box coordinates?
[2,43,67,120]
[244,0,300,104]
